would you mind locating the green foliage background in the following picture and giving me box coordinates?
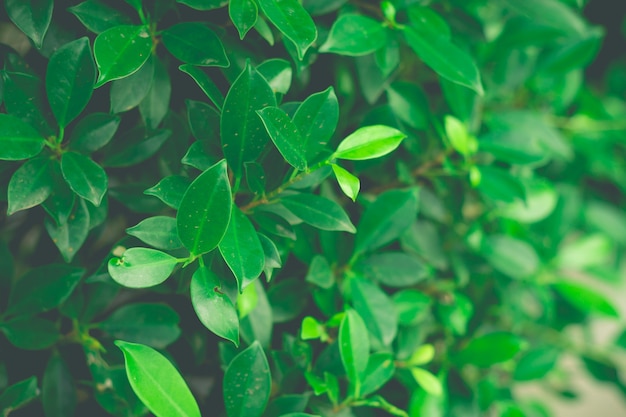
[1,0,626,416]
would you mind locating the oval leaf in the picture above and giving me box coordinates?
[339,309,370,394]
[292,87,339,161]
[107,248,179,288]
[350,278,398,346]
[257,0,317,60]
[61,151,108,206]
[281,193,356,233]
[319,14,387,56]
[454,332,525,367]
[229,0,258,39]
[331,164,360,201]
[126,216,183,250]
[162,22,229,67]
[0,114,45,160]
[356,252,430,287]
[7,156,54,215]
[334,125,406,161]
[42,352,77,417]
[257,107,307,171]
[5,0,53,48]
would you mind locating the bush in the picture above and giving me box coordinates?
[1,0,625,416]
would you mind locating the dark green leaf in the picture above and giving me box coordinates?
[513,347,559,381]
[553,281,619,318]
[0,316,59,350]
[162,22,229,67]
[267,278,307,322]
[319,14,387,56]
[0,377,38,415]
[102,128,171,167]
[139,57,171,129]
[1,71,53,136]
[108,248,179,288]
[350,278,398,346]
[455,332,525,367]
[280,193,356,233]
[361,353,395,396]
[239,279,273,347]
[230,0,258,39]
[69,112,121,153]
[476,165,526,203]
[43,353,77,417]
[393,290,431,326]
[144,175,191,210]
[176,0,227,10]
[0,114,45,160]
[356,252,430,287]
[110,55,154,113]
[5,0,53,48]
[257,107,307,171]
[7,156,54,215]
[61,151,107,206]
[292,87,338,161]
[68,0,133,34]
[45,198,91,262]
[386,81,429,130]
[339,309,370,395]
[257,0,317,60]
[126,216,183,250]
[180,65,224,110]
[480,235,539,279]
[334,125,406,160]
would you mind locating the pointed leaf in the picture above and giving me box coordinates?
[162,22,229,67]
[339,309,370,394]
[356,252,430,287]
[553,281,619,318]
[110,55,154,113]
[7,156,54,215]
[257,59,292,94]
[139,57,171,129]
[411,368,443,396]
[0,377,38,415]
[45,198,91,262]
[43,353,77,417]
[281,194,356,233]
[144,175,191,210]
[115,341,201,417]
[257,107,307,171]
[0,316,59,350]
[180,64,224,110]
[126,216,183,250]
[68,0,133,34]
[176,0,227,10]
[319,14,387,56]
[0,114,45,160]
[350,278,398,346]
[69,112,121,153]
[258,0,317,60]
[334,125,406,160]
[293,87,339,161]
[454,332,524,367]
[5,0,53,48]
[361,352,396,396]
[61,151,108,206]
[108,248,179,288]
[331,164,360,201]
[229,0,258,39]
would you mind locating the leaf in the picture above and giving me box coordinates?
[305,255,334,289]
[223,341,272,417]
[0,316,59,350]
[444,115,476,156]
[1,71,53,136]
[176,0,227,10]
[476,165,526,203]
[46,37,95,127]
[257,107,307,171]
[411,368,443,396]
[0,377,39,415]
[454,332,525,367]
[69,112,121,153]
[103,128,171,167]
[334,125,406,160]
[61,151,108,206]
[331,164,360,201]
[280,193,356,233]
[126,216,183,250]
[110,55,154,113]
[257,58,292,95]
[107,248,179,288]
[5,0,53,48]
[354,188,419,255]
[180,65,224,110]
[43,352,77,417]
[177,159,232,256]
[501,0,587,36]
[356,252,430,287]
[553,281,619,318]
[403,26,483,95]
[139,57,171,129]
[45,198,91,262]
[230,0,258,39]
[480,235,539,279]
[339,309,370,396]
[115,341,201,417]
[99,303,181,348]
[319,14,387,56]
[144,175,191,210]
[219,207,265,291]
[93,25,153,87]
[221,62,277,178]
[6,264,84,316]
[257,0,317,60]
[239,280,273,347]
[394,290,431,326]
[386,81,429,130]
[513,347,559,381]
[68,0,133,34]
[361,353,395,396]
[350,278,398,346]
[191,266,239,346]
[0,113,45,160]
[162,22,229,67]
[357,395,408,417]
[292,87,339,161]
[258,232,282,281]
[7,156,54,215]
[436,292,473,336]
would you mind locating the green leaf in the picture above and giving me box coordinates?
[292,87,339,161]
[177,159,232,256]
[0,316,59,350]
[411,368,443,396]
[61,151,108,206]
[7,156,54,215]
[162,22,229,67]
[139,57,171,129]
[219,207,265,291]
[454,332,525,367]
[403,26,483,95]
[476,165,526,203]
[115,341,201,417]
[444,115,476,156]
[46,37,95,127]
[350,278,398,346]
[480,235,539,279]
[180,65,225,110]
[553,281,619,318]
[361,353,395,396]
[334,125,406,160]
[126,216,183,250]
[44,198,91,262]
[221,62,276,178]
[5,0,53,48]
[386,81,429,130]
[257,0,317,60]
[0,377,39,415]
[501,0,587,36]
[144,175,191,210]
[393,290,431,326]
[43,352,77,417]
[102,128,171,167]
[223,341,272,417]
[331,164,360,201]
[258,232,282,280]
[319,14,387,56]
[68,0,133,34]
[69,112,121,153]
[356,252,430,287]
[176,0,227,10]
[240,281,273,347]
[0,114,45,160]
[339,309,370,396]
[123,0,142,11]
[305,255,334,289]
[191,266,239,346]
[1,71,53,136]
[6,264,84,316]
[107,248,179,288]
[230,0,258,39]
[408,344,435,366]
[354,188,419,255]
[280,193,356,233]
[257,58,292,95]
[245,162,266,195]
[110,55,154,113]
[513,347,559,381]
[99,303,181,348]
[407,6,451,39]
[257,107,307,171]
[356,395,408,417]
[93,25,153,87]
[436,292,473,336]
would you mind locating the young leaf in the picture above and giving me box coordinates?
[223,341,272,417]
[191,266,239,346]
[7,156,54,215]
[319,14,387,56]
[331,164,360,201]
[218,207,265,291]
[5,0,53,48]
[115,341,201,417]
[221,62,276,178]
[61,151,108,206]
[44,198,91,262]
[177,159,232,256]
[281,194,356,233]
[229,0,259,39]
[257,0,317,60]
[411,368,443,396]
[292,87,339,161]
[69,112,121,153]
[339,309,370,396]
[162,22,229,67]
[126,216,183,250]
[257,107,307,171]
[68,0,133,34]
[94,25,153,87]
[107,248,179,288]
[444,115,476,156]
[46,37,95,127]
[180,64,225,110]
[454,332,525,367]
[43,352,77,417]
[334,125,406,160]
[0,114,45,160]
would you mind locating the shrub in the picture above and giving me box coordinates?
[1,0,625,416]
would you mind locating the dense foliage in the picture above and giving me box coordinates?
[1,0,625,416]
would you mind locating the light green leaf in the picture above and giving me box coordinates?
[257,58,292,94]
[61,151,108,206]
[180,64,225,110]
[411,368,443,396]
[257,107,307,171]
[305,255,334,289]
[230,0,258,39]
[162,22,229,67]
[334,125,406,160]
[292,87,339,161]
[319,14,387,56]
[444,115,476,156]
[331,164,360,201]
[339,309,370,396]
[513,347,559,381]
[7,156,54,215]
[553,281,619,318]
[454,332,525,367]
[94,25,152,87]
[177,159,232,256]
[350,278,398,346]
[281,193,356,233]
[5,0,53,48]
[361,353,395,396]
[116,341,201,417]
[107,248,179,288]
[126,216,183,250]
[257,0,317,60]
[0,114,45,160]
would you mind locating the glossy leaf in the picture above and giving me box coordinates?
[177,0,227,10]
[177,159,232,256]
[339,309,370,395]
[281,193,356,233]
[108,248,179,288]
[144,175,191,209]
[191,266,239,345]
[223,341,272,417]
[94,25,153,87]
[139,57,171,129]
[361,353,395,396]
[5,0,53,48]
[356,252,430,287]
[513,347,559,381]
[103,128,171,167]
[45,198,91,262]
[69,112,121,153]
[257,59,292,94]
[68,0,133,34]
[350,278,398,346]
[1,71,53,136]
[331,164,360,201]
[0,114,45,160]
[43,353,77,417]
[257,107,307,171]
[116,341,201,417]
[110,55,154,113]
[7,156,54,215]
[162,22,229,67]
[411,368,443,396]
[180,65,224,110]
[46,37,95,127]
[454,332,525,367]
[219,207,265,291]
[230,0,258,39]
[126,216,183,250]
[334,125,406,160]
[61,151,108,206]
[319,14,387,56]
[0,377,39,415]
[257,0,317,60]
[292,87,339,161]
